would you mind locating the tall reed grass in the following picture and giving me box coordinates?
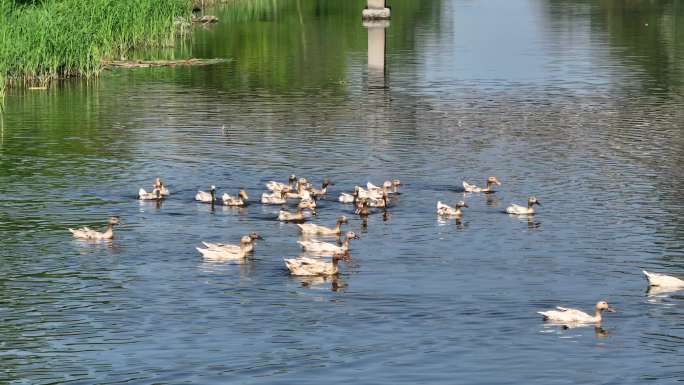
[0,0,191,97]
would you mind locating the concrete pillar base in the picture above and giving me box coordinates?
[362,8,391,20]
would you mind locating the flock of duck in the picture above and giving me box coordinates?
[68,176,684,328]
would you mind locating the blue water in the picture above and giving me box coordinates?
[1,0,684,383]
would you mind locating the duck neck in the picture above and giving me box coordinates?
[103,224,114,237]
[334,221,342,233]
[342,237,350,250]
[594,308,603,322]
[210,190,216,202]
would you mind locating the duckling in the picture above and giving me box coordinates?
[310,179,333,198]
[201,233,263,254]
[222,190,249,206]
[261,190,288,205]
[643,270,684,290]
[298,231,360,254]
[437,200,468,217]
[266,174,297,192]
[505,196,541,215]
[285,254,345,276]
[538,301,615,324]
[197,237,252,261]
[69,216,121,240]
[138,187,162,201]
[195,185,217,203]
[297,216,348,236]
[278,209,307,222]
[339,186,360,204]
[463,176,501,193]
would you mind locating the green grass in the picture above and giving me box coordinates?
[0,0,192,97]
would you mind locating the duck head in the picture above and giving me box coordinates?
[528,196,541,207]
[337,216,349,224]
[154,177,163,189]
[239,190,249,201]
[487,177,502,186]
[108,216,121,225]
[249,232,263,240]
[596,301,616,313]
[456,201,468,209]
[345,231,360,241]
[322,178,333,188]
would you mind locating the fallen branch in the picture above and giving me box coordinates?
[103,58,229,69]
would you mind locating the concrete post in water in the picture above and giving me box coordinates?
[364,19,389,88]
[363,0,391,20]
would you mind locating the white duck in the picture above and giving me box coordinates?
[222,190,249,206]
[195,185,217,203]
[285,254,345,276]
[138,187,162,200]
[285,178,311,199]
[69,216,121,240]
[153,177,170,196]
[506,196,541,215]
[197,237,252,261]
[278,209,307,222]
[338,186,360,204]
[538,301,615,324]
[367,191,389,208]
[367,180,401,195]
[310,179,333,198]
[463,176,501,193]
[297,216,348,236]
[298,231,360,254]
[261,190,288,205]
[298,197,317,210]
[266,174,297,192]
[643,270,684,289]
[201,232,262,254]
[437,200,468,217]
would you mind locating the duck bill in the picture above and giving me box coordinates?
[535,201,542,206]
[495,181,502,186]
[606,307,616,313]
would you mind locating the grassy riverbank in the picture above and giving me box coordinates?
[0,0,191,97]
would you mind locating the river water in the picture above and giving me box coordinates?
[1,0,684,384]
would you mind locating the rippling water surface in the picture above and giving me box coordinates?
[2,0,684,383]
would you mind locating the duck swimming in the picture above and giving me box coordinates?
[195,185,217,203]
[298,231,360,254]
[69,216,121,240]
[201,232,263,254]
[505,196,541,215]
[297,216,348,236]
[266,174,297,192]
[643,270,684,290]
[278,209,308,222]
[285,254,345,276]
[261,190,288,205]
[222,190,249,206]
[196,237,253,261]
[310,179,333,198]
[138,187,162,201]
[463,177,501,193]
[339,186,360,204]
[538,301,615,324]
[154,177,170,196]
[437,200,468,217]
